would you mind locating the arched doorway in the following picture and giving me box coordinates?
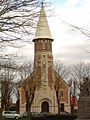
[41,101,49,113]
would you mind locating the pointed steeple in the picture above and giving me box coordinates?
[33,3,53,40]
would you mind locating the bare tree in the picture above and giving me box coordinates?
[60,18,90,39]
[54,60,69,113]
[70,61,90,96]
[69,62,90,114]
[60,19,90,53]
[68,79,77,114]
[18,62,33,82]
[0,0,39,41]
[0,59,17,112]
[0,0,40,60]
[18,62,36,119]
[54,60,69,80]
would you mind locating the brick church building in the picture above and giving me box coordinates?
[19,3,70,115]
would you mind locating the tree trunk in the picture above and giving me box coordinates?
[71,104,74,114]
[71,96,75,114]
[58,100,60,114]
[0,108,2,120]
[27,102,31,120]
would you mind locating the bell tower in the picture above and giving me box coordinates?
[33,3,54,89]
[32,3,57,113]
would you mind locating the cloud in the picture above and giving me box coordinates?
[82,0,90,9]
[53,44,90,64]
[9,0,90,65]
[64,0,83,7]
[48,0,90,64]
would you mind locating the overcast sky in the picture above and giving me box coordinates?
[15,0,90,65]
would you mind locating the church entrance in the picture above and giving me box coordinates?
[41,101,49,113]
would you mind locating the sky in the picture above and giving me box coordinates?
[15,0,90,65]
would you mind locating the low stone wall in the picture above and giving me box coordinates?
[78,97,90,119]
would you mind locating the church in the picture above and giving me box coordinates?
[19,3,70,115]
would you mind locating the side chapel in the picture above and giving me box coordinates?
[19,3,70,115]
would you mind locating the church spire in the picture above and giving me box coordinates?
[33,3,53,40]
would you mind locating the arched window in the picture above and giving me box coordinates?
[61,89,63,97]
[48,40,50,50]
[37,40,39,50]
[42,40,45,49]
